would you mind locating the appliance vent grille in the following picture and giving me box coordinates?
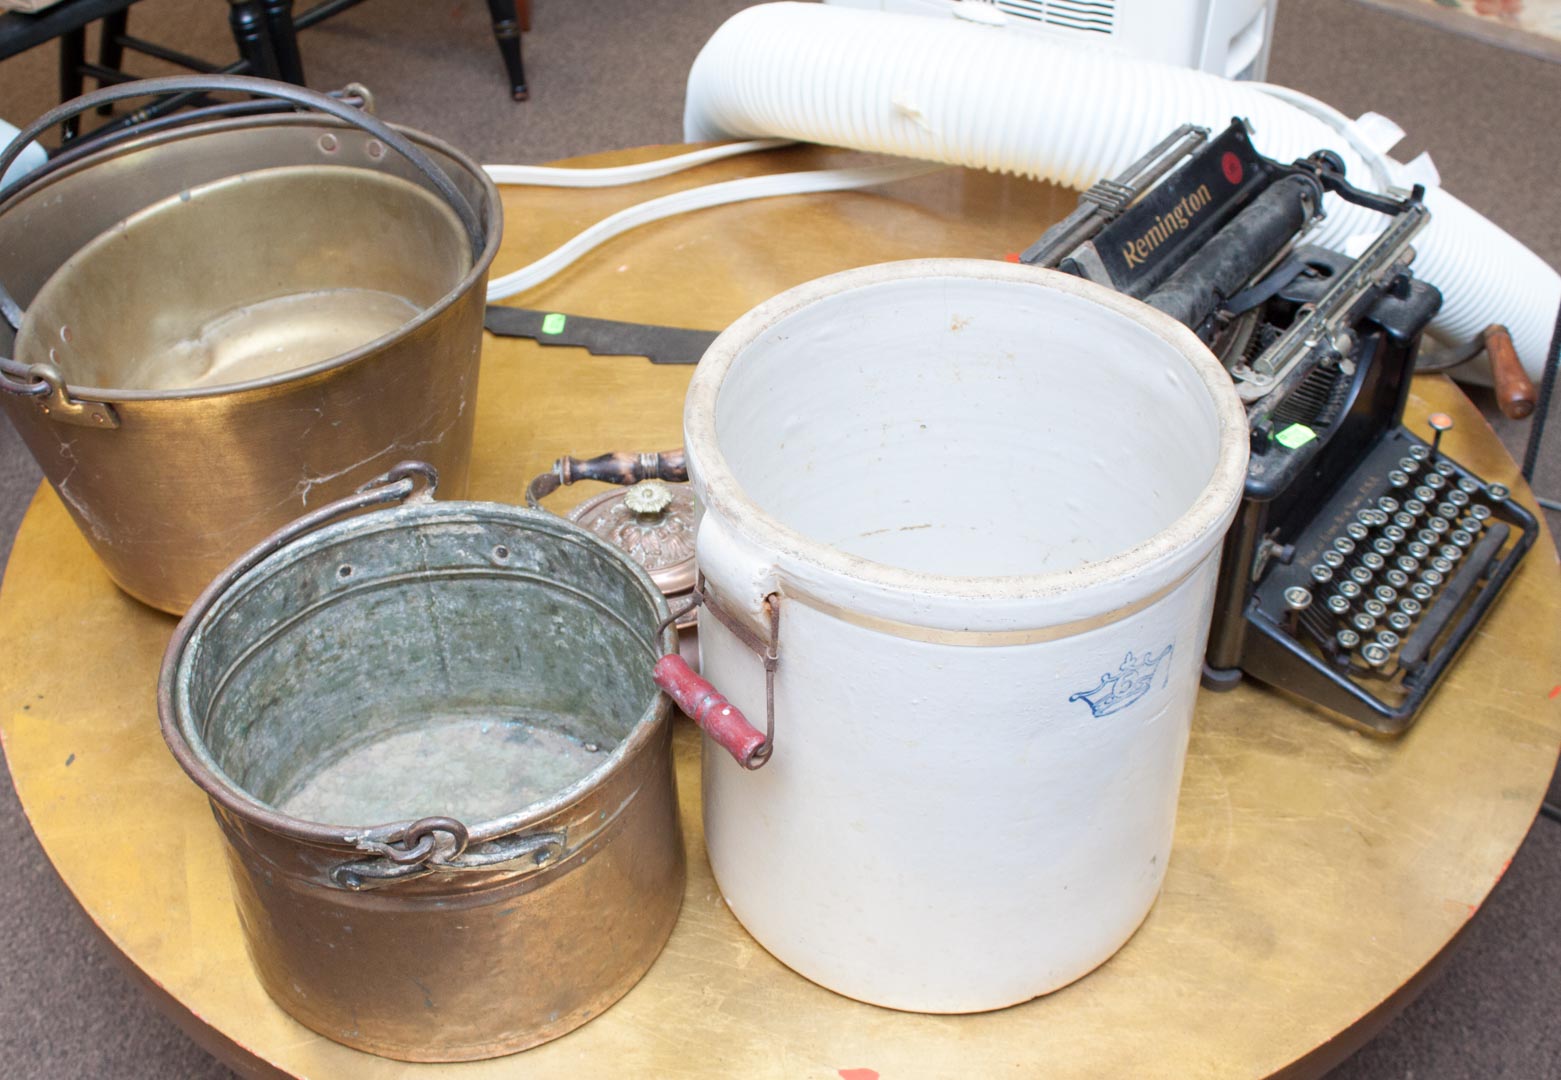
[995,0,1116,34]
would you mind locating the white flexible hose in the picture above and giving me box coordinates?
[682,2,1560,380]
[485,160,937,300]
[483,138,790,187]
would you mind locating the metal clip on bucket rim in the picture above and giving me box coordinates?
[0,74,493,405]
[157,461,678,888]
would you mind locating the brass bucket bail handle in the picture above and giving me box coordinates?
[0,74,483,257]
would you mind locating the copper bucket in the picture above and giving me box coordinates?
[157,463,684,1061]
[0,76,500,613]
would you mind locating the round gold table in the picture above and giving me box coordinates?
[2,145,1558,1079]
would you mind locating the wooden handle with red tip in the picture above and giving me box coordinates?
[653,655,767,768]
[1483,325,1536,420]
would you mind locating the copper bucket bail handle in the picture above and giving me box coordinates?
[652,579,779,770]
[0,73,485,291]
[382,816,470,865]
[525,448,688,510]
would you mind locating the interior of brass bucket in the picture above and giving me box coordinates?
[15,163,470,391]
[0,77,501,614]
[161,491,685,1061]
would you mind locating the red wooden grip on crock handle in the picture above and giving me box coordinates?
[653,655,767,768]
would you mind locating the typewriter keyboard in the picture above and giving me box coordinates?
[1255,424,1532,692]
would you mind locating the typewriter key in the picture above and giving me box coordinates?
[1347,523,1370,542]
[1436,502,1459,520]
[1310,564,1334,585]
[1333,536,1357,556]
[1386,569,1409,589]
[1322,550,1346,569]
[1447,489,1470,508]
[1413,485,1436,503]
[1377,496,1400,514]
[1393,511,1416,529]
[1388,611,1413,633]
[1421,568,1445,587]
[1376,629,1401,650]
[1350,566,1373,586]
[1284,587,1312,622]
[1327,595,1352,616]
[1439,546,1462,565]
[1470,504,1493,523]
[1488,484,1509,503]
[1384,524,1407,543]
[1338,628,1362,651]
[1404,498,1427,516]
[1431,555,1454,574]
[1457,516,1481,535]
[1396,555,1420,573]
[1398,457,1421,474]
[1457,477,1479,495]
[1424,473,1447,491]
[1433,461,1456,477]
[1364,598,1387,618]
[1361,642,1390,667]
[1374,584,1398,604]
[1450,529,1474,548]
[1427,517,1450,535]
[1398,597,1423,617]
[1388,470,1411,489]
[1409,582,1434,603]
[1351,613,1376,635]
[1362,552,1386,572]
[1372,537,1395,557]
[1409,445,1430,461]
[1407,540,1431,559]
[1338,580,1363,600]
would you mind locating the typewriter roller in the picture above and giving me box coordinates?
[1025,120,1538,735]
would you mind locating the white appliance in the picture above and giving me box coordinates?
[824,0,1279,80]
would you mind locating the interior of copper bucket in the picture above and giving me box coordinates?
[172,505,669,828]
[13,161,472,392]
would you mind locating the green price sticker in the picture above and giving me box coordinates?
[1275,423,1317,450]
[541,312,567,335]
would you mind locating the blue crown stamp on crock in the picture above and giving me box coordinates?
[1069,645,1175,718]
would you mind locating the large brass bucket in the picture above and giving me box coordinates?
[157,463,685,1061]
[0,77,501,612]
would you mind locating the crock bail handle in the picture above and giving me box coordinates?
[653,655,770,769]
[0,74,484,259]
[525,448,687,509]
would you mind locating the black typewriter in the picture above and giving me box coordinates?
[1022,120,1538,736]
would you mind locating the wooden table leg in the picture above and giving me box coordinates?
[228,0,279,79]
[261,0,305,84]
[485,0,529,102]
[57,24,86,141]
[95,8,130,116]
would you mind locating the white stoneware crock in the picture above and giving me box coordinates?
[682,258,1249,1013]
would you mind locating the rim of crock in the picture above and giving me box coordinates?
[683,259,1251,612]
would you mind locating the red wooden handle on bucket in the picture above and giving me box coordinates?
[653,655,767,768]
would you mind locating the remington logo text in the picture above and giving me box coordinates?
[1121,184,1213,268]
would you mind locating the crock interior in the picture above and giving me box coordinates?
[713,274,1224,578]
[180,512,662,829]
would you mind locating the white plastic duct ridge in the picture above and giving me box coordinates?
[682,1,1561,382]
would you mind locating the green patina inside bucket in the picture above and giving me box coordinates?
[177,504,667,830]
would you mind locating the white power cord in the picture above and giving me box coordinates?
[484,158,940,301]
[483,138,790,187]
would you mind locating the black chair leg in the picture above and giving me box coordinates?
[58,25,87,141]
[228,0,279,79]
[261,0,305,84]
[485,0,528,102]
[96,9,130,115]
